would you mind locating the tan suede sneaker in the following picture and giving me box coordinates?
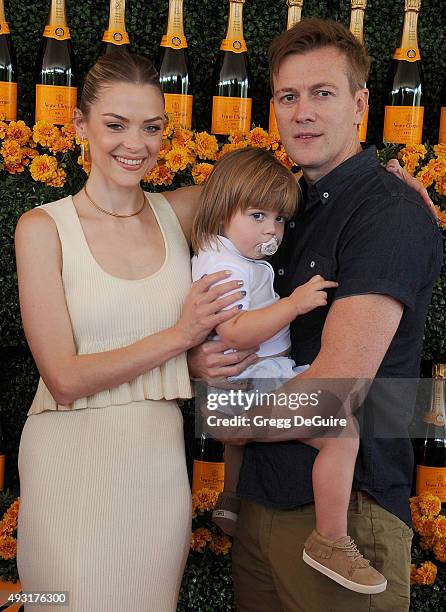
[212,491,241,536]
[303,530,387,594]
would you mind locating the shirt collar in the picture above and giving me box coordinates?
[303,146,379,212]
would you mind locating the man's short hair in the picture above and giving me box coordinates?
[269,18,371,95]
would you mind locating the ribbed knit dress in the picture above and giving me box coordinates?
[17,193,193,612]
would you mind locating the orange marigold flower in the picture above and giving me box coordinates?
[192,162,214,185]
[419,535,437,551]
[194,132,218,161]
[172,128,194,148]
[158,141,172,160]
[417,492,442,519]
[143,163,174,186]
[433,515,446,538]
[192,488,219,514]
[413,515,437,537]
[6,120,32,146]
[246,127,272,149]
[163,120,175,139]
[426,157,446,181]
[433,143,446,158]
[274,146,295,169]
[190,527,212,552]
[433,538,446,563]
[416,167,434,189]
[228,131,246,145]
[0,536,17,560]
[410,561,437,585]
[164,146,191,172]
[30,154,66,187]
[209,533,232,555]
[33,120,60,149]
[1,138,23,164]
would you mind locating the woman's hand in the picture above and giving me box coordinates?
[289,275,339,316]
[174,271,247,349]
[385,159,440,222]
[187,339,259,385]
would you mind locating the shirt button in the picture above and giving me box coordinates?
[310,261,316,268]
[289,221,295,229]
[323,192,329,199]
[277,268,285,276]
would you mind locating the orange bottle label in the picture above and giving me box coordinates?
[439,107,446,144]
[192,460,225,494]
[220,38,247,53]
[102,29,130,45]
[212,96,252,135]
[0,21,10,35]
[0,81,17,121]
[160,34,187,49]
[358,105,369,142]
[164,93,193,129]
[269,99,279,136]
[43,24,71,40]
[383,105,424,144]
[393,47,421,62]
[416,465,446,502]
[35,84,77,125]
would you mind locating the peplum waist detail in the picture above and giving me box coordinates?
[28,353,192,415]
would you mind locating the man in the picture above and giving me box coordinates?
[188,18,442,612]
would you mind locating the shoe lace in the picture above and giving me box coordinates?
[336,537,370,568]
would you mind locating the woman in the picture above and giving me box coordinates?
[15,53,247,611]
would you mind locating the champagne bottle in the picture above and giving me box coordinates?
[211,0,251,136]
[35,0,77,125]
[439,77,446,144]
[159,0,193,129]
[0,0,17,121]
[192,433,225,493]
[416,364,446,508]
[269,0,303,135]
[102,0,130,55]
[349,0,368,143]
[383,0,424,144]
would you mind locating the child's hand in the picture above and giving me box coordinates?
[289,275,339,316]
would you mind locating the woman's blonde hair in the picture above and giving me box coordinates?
[191,147,300,253]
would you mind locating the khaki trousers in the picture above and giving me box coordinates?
[232,493,412,612]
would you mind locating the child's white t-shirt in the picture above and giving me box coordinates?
[191,236,291,358]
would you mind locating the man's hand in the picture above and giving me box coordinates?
[386,159,440,222]
[187,339,258,386]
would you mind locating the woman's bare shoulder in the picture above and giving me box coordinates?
[162,186,202,243]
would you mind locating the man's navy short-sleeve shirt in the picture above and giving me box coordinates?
[237,146,443,525]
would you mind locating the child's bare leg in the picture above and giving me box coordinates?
[212,444,243,536]
[308,430,359,540]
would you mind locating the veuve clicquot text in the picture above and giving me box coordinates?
[0,0,17,121]
[417,364,446,508]
[350,0,368,143]
[383,0,423,144]
[269,0,303,135]
[102,0,130,55]
[211,0,251,135]
[159,0,193,129]
[35,0,77,125]
[439,77,446,144]
[192,433,225,493]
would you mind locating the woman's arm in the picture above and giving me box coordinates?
[216,275,338,350]
[163,185,202,244]
[15,208,243,406]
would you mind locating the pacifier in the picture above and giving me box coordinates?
[255,235,280,257]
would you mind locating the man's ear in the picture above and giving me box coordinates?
[354,88,369,125]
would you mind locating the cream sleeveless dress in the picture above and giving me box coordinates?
[17,193,193,612]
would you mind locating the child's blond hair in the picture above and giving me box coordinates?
[191,147,300,253]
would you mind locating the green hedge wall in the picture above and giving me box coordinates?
[1,2,445,609]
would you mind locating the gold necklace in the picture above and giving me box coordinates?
[83,186,146,218]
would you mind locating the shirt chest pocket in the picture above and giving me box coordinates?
[290,248,337,287]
